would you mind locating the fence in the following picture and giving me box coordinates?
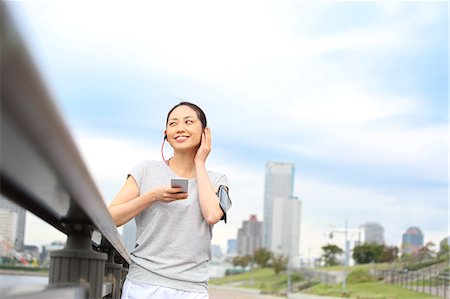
[295,264,449,298]
[373,264,450,299]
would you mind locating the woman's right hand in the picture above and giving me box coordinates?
[108,177,188,227]
[152,186,188,203]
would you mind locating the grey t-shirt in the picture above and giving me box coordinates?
[126,160,229,292]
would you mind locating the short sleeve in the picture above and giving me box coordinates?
[128,162,146,192]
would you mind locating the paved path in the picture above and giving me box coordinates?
[209,286,342,299]
[209,286,279,299]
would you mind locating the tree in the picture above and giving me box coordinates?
[417,242,436,261]
[253,248,272,268]
[352,243,383,264]
[381,245,399,263]
[272,254,289,275]
[321,244,343,266]
[232,255,251,269]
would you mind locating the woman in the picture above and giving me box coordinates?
[108,102,231,299]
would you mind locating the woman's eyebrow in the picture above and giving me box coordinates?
[169,115,195,121]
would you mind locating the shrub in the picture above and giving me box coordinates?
[346,269,375,283]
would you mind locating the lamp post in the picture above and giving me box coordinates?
[329,220,352,291]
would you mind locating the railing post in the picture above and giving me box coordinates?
[49,225,107,299]
[105,252,124,299]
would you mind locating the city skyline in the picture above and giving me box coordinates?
[6,1,447,259]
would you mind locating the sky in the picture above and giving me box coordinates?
[5,0,448,259]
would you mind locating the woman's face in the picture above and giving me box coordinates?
[166,105,203,151]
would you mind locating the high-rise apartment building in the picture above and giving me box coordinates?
[0,195,26,253]
[402,226,424,256]
[237,215,263,256]
[271,196,301,257]
[263,161,301,258]
[263,162,295,251]
[363,222,385,245]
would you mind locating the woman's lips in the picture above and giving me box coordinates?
[175,136,189,142]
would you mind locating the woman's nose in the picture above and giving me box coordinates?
[176,124,186,132]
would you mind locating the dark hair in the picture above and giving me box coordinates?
[166,102,207,129]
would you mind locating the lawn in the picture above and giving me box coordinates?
[210,267,302,293]
[320,262,399,272]
[211,268,444,299]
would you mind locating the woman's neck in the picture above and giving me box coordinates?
[168,152,196,178]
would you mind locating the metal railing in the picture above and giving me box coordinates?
[373,264,450,299]
[1,3,130,298]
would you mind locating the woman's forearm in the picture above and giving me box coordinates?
[108,192,157,227]
[195,162,223,225]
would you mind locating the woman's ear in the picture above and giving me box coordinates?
[164,130,167,140]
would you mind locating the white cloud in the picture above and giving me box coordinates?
[13,0,446,258]
[289,84,420,125]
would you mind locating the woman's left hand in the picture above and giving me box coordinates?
[194,127,211,165]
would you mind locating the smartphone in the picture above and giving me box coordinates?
[171,178,188,193]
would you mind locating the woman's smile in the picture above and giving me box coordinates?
[174,135,189,143]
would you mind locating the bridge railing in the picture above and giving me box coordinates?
[1,3,130,298]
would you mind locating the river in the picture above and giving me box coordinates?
[0,274,48,288]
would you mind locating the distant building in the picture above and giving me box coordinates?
[363,222,385,245]
[237,215,263,256]
[439,236,449,252]
[263,162,295,251]
[40,240,65,264]
[402,226,424,256]
[227,239,237,255]
[211,244,223,259]
[271,196,302,257]
[0,210,17,258]
[0,195,26,252]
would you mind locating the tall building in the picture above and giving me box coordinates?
[237,215,263,256]
[0,195,26,252]
[363,222,385,245]
[263,162,295,251]
[402,226,424,256]
[271,196,302,257]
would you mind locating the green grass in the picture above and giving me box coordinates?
[0,265,49,273]
[211,267,444,298]
[210,267,276,286]
[320,263,398,272]
[210,268,303,293]
[307,282,442,299]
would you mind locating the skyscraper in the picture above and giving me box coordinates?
[237,214,263,256]
[263,162,299,256]
[363,222,385,245]
[271,196,301,257]
[0,195,26,252]
[402,226,424,256]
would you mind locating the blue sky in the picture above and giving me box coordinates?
[7,1,448,258]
